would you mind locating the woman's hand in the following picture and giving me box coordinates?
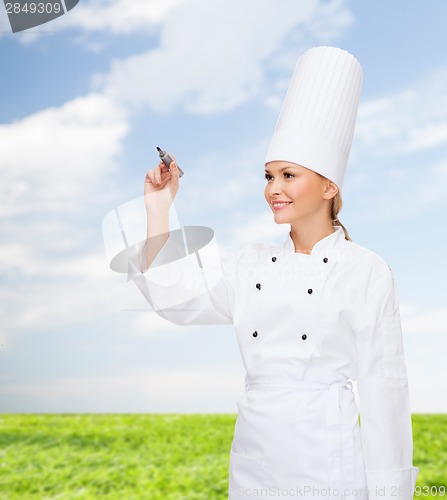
[143,158,180,269]
[144,158,180,212]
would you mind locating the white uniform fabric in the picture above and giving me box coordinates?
[131,225,419,500]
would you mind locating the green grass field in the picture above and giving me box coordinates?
[0,414,445,499]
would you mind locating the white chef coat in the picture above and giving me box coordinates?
[130,225,419,500]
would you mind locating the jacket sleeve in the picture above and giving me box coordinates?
[128,232,238,326]
[356,263,419,500]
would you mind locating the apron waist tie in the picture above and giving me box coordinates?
[244,375,356,489]
[244,375,354,425]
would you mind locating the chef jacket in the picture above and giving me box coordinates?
[129,225,419,499]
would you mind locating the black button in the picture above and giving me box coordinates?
[308,289,313,294]
[256,283,261,290]
[301,334,307,340]
[253,331,258,337]
[272,256,277,262]
[323,257,328,263]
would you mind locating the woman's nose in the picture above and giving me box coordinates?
[268,178,283,195]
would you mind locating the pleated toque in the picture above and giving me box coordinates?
[264,46,364,192]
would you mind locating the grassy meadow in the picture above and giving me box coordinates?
[0,413,445,499]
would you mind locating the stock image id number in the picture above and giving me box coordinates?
[5,2,62,14]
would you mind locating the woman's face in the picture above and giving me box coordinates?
[264,160,336,225]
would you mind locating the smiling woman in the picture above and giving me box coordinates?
[128,46,419,500]
[264,161,348,254]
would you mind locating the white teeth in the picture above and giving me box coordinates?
[273,202,291,208]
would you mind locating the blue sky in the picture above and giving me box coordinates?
[1,0,446,413]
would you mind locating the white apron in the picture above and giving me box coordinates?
[130,225,419,499]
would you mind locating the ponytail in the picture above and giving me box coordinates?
[317,173,352,242]
[330,192,352,242]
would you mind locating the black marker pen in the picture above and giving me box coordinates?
[156,147,184,177]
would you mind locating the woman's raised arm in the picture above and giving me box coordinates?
[142,158,180,271]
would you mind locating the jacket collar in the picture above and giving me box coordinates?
[282,225,345,256]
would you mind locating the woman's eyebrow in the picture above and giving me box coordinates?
[264,166,298,174]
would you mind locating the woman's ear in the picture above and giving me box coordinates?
[323,181,339,199]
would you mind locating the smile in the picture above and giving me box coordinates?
[272,202,292,211]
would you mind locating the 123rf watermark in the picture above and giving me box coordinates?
[3,0,79,33]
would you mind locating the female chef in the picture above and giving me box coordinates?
[133,47,420,499]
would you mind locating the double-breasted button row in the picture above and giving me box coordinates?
[255,281,313,294]
[255,281,314,294]
[251,331,308,340]
[270,254,327,263]
[255,253,276,292]
[269,254,327,263]
[250,253,323,342]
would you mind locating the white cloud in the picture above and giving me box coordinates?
[0,201,186,345]
[344,70,447,221]
[178,140,269,213]
[98,0,352,114]
[405,331,447,413]
[0,368,245,412]
[59,0,187,35]
[128,308,182,336]
[0,92,132,344]
[169,139,290,249]
[401,305,447,335]
[0,0,188,43]
[225,211,288,249]
[0,262,113,332]
[303,0,353,41]
[407,365,447,413]
[0,229,185,340]
[345,155,447,223]
[0,93,128,217]
[355,70,447,155]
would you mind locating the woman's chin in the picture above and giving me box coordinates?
[272,214,291,224]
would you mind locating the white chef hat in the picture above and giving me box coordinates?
[264,46,364,192]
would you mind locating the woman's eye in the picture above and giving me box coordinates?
[265,174,273,181]
[284,172,294,179]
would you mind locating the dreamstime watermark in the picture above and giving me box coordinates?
[3,0,79,33]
